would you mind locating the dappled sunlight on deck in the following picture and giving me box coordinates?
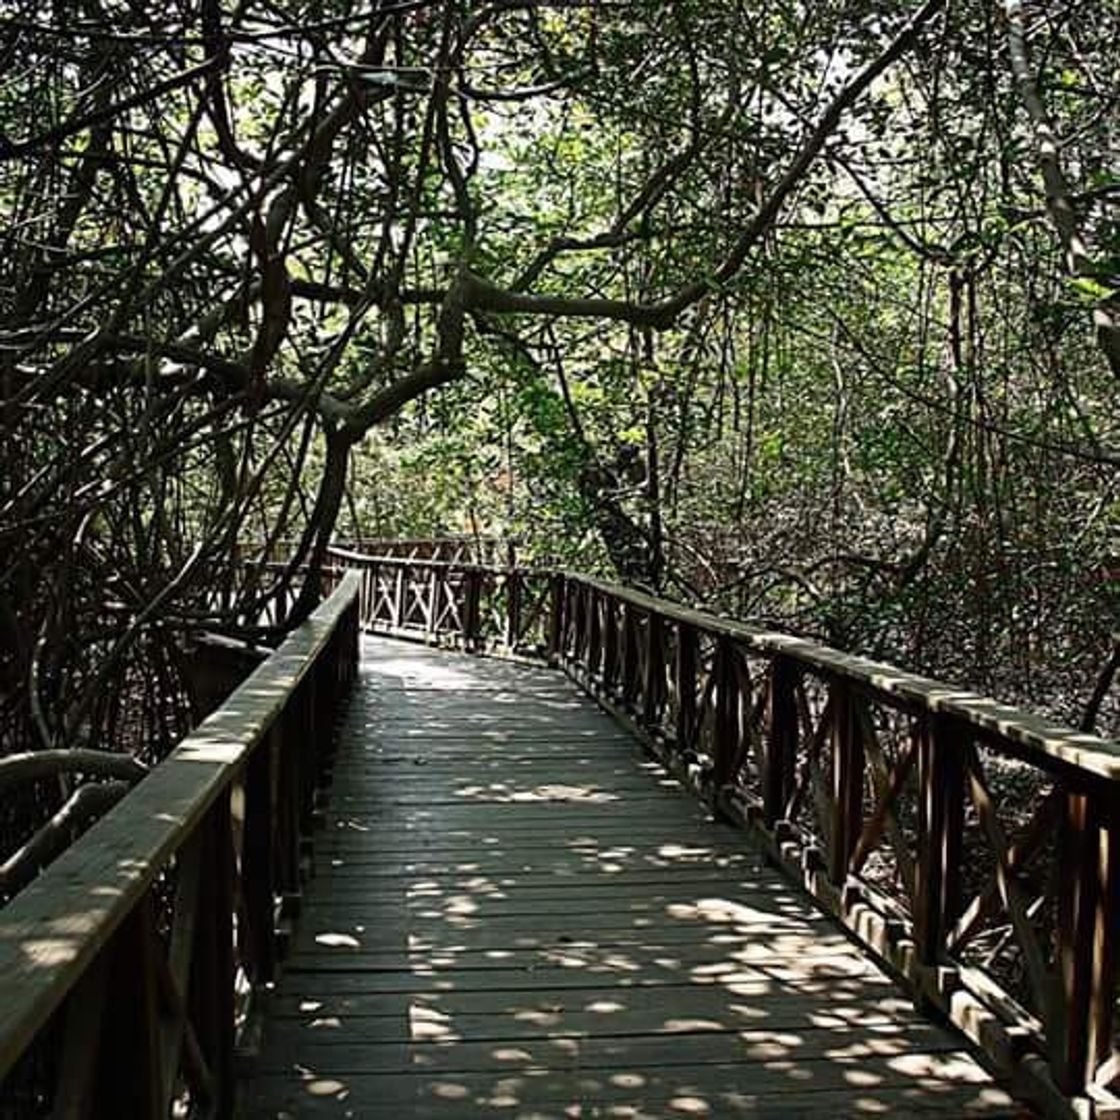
[242,638,1020,1118]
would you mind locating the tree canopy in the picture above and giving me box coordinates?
[1,0,1117,761]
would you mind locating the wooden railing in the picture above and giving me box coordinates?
[0,572,361,1118]
[331,550,1119,1120]
[555,575,1120,1118]
[327,546,557,658]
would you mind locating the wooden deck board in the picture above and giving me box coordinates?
[241,637,1024,1118]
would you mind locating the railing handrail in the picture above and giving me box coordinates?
[568,573,1120,784]
[325,545,519,576]
[0,570,362,1082]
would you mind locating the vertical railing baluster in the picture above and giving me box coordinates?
[712,636,739,791]
[506,568,522,650]
[348,591,360,676]
[642,611,664,733]
[560,580,572,656]
[243,728,277,984]
[763,656,799,827]
[603,598,620,695]
[464,568,482,650]
[299,672,319,858]
[914,713,963,970]
[828,684,864,888]
[392,564,404,628]
[573,584,588,667]
[426,565,438,636]
[273,714,299,905]
[1052,787,1119,1095]
[192,792,235,1119]
[587,588,602,681]
[548,574,565,662]
[675,623,698,754]
[620,605,640,710]
[361,564,372,628]
[429,565,443,636]
[369,559,380,627]
[97,899,163,1114]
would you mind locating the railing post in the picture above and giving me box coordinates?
[603,598,620,694]
[562,580,575,656]
[243,731,277,984]
[298,672,320,846]
[361,562,374,628]
[620,605,640,710]
[192,791,236,1119]
[763,656,798,827]
[675,623,698,753]
[587,588,602,680]
[573,584,588,666]
[430,565,445,636]
[96,899,163,1114]
[463,568,482,650]
[1051,786,1119,1095]
[391,564,404,629]
[505,568,522,650]
[712,636,739,790]
[425,565,439,636]
[348,592,360,677]
[369,559,381,628]
[642,611,665,731]
[273,716,300,902]
[914,713,964,968]
[828,683,863,887]
[547,574,565,662]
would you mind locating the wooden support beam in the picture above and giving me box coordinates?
[505,569,522,649]
[712,637,740,791]
[642,612,665,731]
[572,584,588,665]
[300,673,319,833]
[602,599,619,692]
[51,954,110,1120]
[1052,788,1119,1095]
[675,624,698,754]
[620,606,640,709]
[359,563,375,628]
[242,730,277,985]
[587,587,602,679]
[828,683,864,887]
[914,714,964,966]
[763,657,799,827]
[463,569,482,651]
[547,574,564,660]
[95,900,163,1117]
[191,795,235,1119]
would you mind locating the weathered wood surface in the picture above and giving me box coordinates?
[0,572,360,1089]
[242,638,1023,1119]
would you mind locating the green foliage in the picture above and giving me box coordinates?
[2,0,1117,756]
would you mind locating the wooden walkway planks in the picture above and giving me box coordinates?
[241,638,1023,1119]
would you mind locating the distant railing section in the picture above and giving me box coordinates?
[326,547,1120,1119]
[0,573,361,1119]
[243,534,511,567]
[326,547,556,658]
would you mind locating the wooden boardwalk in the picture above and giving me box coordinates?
[242,637,1022,1119]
